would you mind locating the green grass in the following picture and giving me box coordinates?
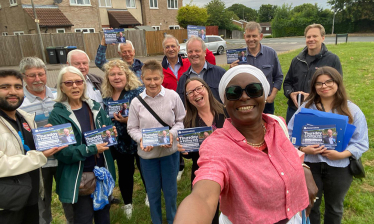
[51,42,374,223]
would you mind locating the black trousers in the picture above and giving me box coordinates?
[72,195,110,224]
[39,166,58,224]
[0,203,39,224]
[263,102,275,114]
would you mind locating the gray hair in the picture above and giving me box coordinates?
[245,21,262,33]
[162,34,180,48]
[118,40,134,52]
[67,49,90,65]
[19,57,47,74]
[186,36,206,52]
[55,66,89,102]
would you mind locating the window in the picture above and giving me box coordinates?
[9,0,17,6]
[167,0,177,9]
[75,28,95,33]
[70,0,90,5]
[266,27,269,31]
[14,31,24,35]
[56,28,65,33]
[126,0,135,8]
[99,0,111,7]
[152,26,160,31]
[2,32,8,36]
[149,0,157,8]
[169,25,179,30]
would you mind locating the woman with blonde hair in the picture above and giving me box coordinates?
[102,59,146,219]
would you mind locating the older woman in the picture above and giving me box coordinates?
[288,66,369,224]
[174,65,317,224]
[48,66,116,224]
[101,59,146,218]
[127,60,185,224]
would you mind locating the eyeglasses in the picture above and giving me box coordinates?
[186,85,204,97]
[24,73,46,79]
[315,79,334,88]
[225,83,263,101]
[62,80,84,87]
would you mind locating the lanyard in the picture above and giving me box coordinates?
[320,102,326,112]
[15,115,31,152]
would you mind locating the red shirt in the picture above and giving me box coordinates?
[193,115,309,223]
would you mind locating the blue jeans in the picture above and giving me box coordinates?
[286,106,297,124]
[140,152,179,224]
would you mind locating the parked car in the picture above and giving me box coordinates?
[179,35,227,57]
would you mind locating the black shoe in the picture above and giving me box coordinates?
[111,197,121,204]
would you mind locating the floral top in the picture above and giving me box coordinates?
[103,87,144,154]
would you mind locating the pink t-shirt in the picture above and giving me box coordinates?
[193,115,309,223]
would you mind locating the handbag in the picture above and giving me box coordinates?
[349,157,365,178]
[79,107,97,196]
[136,95,171,129]
[0,173,32,211]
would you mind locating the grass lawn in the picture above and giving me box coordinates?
[51,42,374,223]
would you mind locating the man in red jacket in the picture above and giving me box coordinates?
[161,35,216,91]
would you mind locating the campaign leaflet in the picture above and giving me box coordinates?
[83,125,117,147]
[226,48,247,64]
[187,25,206,40]
[104,28,126,45]
[32,123,76,151]
[178,126,213,152]
[142,127,170,147]
[301,124,338,149]
[106,99,130,118]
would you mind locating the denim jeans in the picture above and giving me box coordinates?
[306,162,353,224]
[140,152,179,224]
[286,106,298,124]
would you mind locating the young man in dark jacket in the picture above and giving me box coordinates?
[283,24,342,123]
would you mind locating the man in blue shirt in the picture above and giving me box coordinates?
[230,21,283,114]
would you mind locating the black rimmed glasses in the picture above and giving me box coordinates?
[315,79,334,88]
[186,85,205,97]
[62,80,84,87]
[225,83,263,101]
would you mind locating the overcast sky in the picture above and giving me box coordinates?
[182,0,331,10]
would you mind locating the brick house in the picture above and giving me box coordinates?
[260,22,272,35]
[141,0,182,30]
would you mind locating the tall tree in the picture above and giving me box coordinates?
[258,4,278,22]
[177,4,208,28]
[227,3,258,21]
[205,0,232,29]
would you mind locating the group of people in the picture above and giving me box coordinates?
[0,21,368,224]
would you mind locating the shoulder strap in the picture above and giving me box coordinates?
[119,89,127,100]
[266,114,289,139]
[136,95,171,129]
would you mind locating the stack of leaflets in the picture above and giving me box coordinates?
[142,127,170,147]
[291,108,356,152]
[84,125,117,147]
[187,25,206,40]
[104,28,126,45]
[32,123,76,151]
[106,99,130,118]
[226,48,247,64]
[178,126,213,152]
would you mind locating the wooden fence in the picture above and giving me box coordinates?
[145,29,188,55]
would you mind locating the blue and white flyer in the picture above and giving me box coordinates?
[84,125,117,147]
[142,127,170,147]
[226,48,247,64]
[32,123,76,151]
[107,99,130,118]
[178,126,213,152]
[301,124,337,149]
[104,28,126,44]
[187,25,206,40]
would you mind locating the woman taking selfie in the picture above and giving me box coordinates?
[101,59,146,219]
[48,66,116,224]
[288,66,369,224]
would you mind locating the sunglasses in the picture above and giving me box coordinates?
[62,80,84,87]
[225,83,263,101]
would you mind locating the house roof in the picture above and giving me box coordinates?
[107,10,141,28]
[259,22,271,27]
[23,8,73,27]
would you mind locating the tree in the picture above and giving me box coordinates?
[205,0,233,30]
[177,4,208,28]
[227,3,258,21]
[258,4,278,22]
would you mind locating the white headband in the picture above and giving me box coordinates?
[218,65,270,103]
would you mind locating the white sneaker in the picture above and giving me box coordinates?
[177,169,184,182]
[123,204,133,219]
[145,194,150,207]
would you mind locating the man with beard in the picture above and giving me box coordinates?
[18,57,65,224]
[0,69,64,224]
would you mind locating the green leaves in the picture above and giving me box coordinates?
[177,4,208,29]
